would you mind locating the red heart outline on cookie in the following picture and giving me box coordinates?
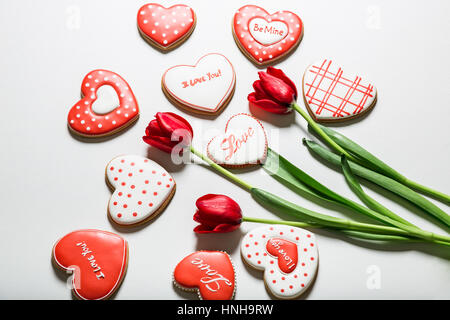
[173,251,236,300]
[232,5,303,65]
[52,229,128,300]
[67,70,139,137]
[106,154,176,226]
[162,53,236,114]
[241,225,319,299]
[207,113,268,168]
[266,238,298,274]
[302,59,377,122]
[137,3,196,50]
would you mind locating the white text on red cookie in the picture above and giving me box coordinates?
[191,258,232,292]
[76,241,105,279]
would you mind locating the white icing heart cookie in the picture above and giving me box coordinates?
[106,155,176,226]
[232,5,303,66]
[302,59,377,122]
[207,113,268,168]
[162,53,236,115]
[241,225,319,299]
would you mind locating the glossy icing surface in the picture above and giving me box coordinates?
[52,229,128,300]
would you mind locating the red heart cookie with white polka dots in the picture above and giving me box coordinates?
[241,225,318,299]
[137,3,196,51]
[67,70,139,138]
[232,5,303,66]
[106,154,176,226]
[52,229,128,300]
[173,251,236,300]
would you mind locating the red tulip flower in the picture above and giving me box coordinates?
[143,112,193,154]
[248,66,298,114]
[193,194,243,234]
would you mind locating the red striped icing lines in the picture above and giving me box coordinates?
[137,3,196,51]
[68,70,139,137]
[232,5,303,66]
[302,59,378,122]
[241,225,318,299]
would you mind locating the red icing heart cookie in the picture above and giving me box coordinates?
[67,70,139,138]
[207,113,268,168]
[173,251,236,300]
[52,229,128,300]
[232,5,303,66]
[137,3,196,51]
[302,59,378,122]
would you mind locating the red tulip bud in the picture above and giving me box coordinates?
[143,112,193,154]
[193,194,242,234]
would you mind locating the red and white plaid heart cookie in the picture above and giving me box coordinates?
[302,59,378,122]
[137,3,196,51]
[232,5,303,66]
[52,229,128,300]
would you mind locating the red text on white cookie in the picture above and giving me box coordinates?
[181,69,222,88]
[76,241,105,280]
[252,24,284,37]
[191,258,232,292]
[220,127,255,161]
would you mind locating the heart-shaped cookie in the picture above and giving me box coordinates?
[207,113,268,168]
[162,53,236,115]
[302,59,377,122]
[232,5,303,66]
[241,225,318,299]
[106,155,176,226]
[137,3,196,51]
[67,69,139,138]
[52,229,128,300]
[173,251,236,300]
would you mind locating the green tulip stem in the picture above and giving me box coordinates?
[291,102,358,163]
[189,145,253,191]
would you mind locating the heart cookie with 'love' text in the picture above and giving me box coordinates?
[232,5,303,66]
[207,113,268,168]
[162,53,236,115]
[106,154,176,226]
[241,225,319,299]
[173,251,236,300]
[302,59,377,122]
[52,229,128,300]
[137,3,196,51]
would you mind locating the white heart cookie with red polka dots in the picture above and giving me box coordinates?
[232,5,303,66]
[137,3,196,50]
[68,70,139,138]
[241,225,318,299]
[106,155,175,226]
[207,113,268,168]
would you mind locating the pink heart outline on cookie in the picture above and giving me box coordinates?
[206,113,268,168]
[162,53,236,114]
[232,5,303,66]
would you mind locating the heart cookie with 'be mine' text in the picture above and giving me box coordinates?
[232,5,303,66]
[207,113,268,168]
[52,229,128,300]
[173,251,236,300]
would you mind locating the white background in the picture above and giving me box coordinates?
[0,0,449,299]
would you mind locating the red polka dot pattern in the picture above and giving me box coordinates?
[233,5,303,65]
[137,3,195,49]
[240,225,318,299]
[68,70,139,137]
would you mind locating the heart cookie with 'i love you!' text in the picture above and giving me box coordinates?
[232,5,303,66]
[173,251,236,300]
[207,113,268,168]
[52,229,128,300]
[241,225,319,299]
[162,53,236,115]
